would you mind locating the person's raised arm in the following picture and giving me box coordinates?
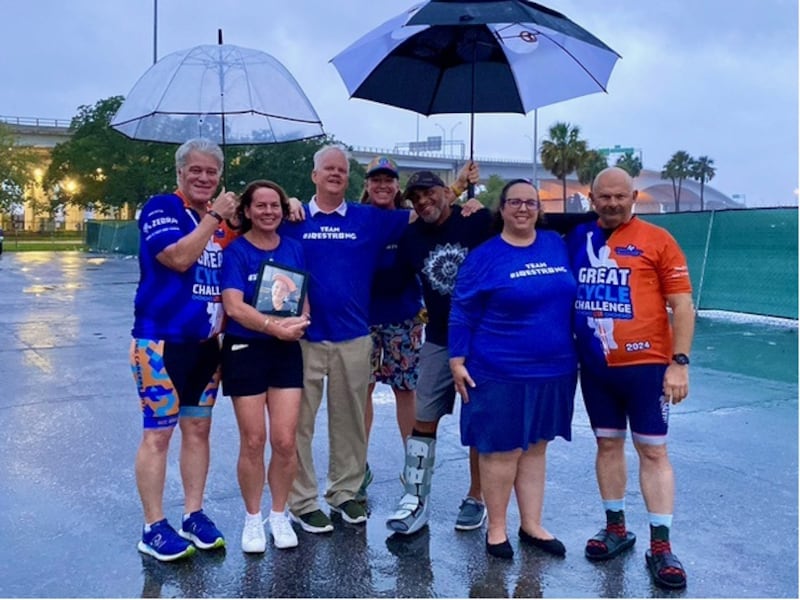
[157,189,238,272]
[287,197,306,222]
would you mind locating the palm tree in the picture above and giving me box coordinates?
[577,149,608,186]
[660,150,693,212]
[690,155,716,211]
[540,122,587,210]
[616,151,642,178]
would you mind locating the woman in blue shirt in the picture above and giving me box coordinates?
[449,179,578,560]
[221,180,309,553]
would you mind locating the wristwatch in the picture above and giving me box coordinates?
[671,353,690,366]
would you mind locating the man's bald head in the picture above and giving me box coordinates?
[589,167,638,229]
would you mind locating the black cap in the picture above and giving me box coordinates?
[403,170,446,199]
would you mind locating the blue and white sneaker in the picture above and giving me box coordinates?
[178,510,225,550]
[138,519,196,562]
[455,497,487,531]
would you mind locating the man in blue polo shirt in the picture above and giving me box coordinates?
[281,145,411,532]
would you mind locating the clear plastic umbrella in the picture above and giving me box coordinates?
[111,37,324,146]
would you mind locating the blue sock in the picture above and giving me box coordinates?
[603,499,625,513]
[648,513,672,528]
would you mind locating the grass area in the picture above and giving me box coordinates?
[2,239,85,252]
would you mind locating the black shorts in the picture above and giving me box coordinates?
[221,334,303,397]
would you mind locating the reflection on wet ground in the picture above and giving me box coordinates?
[0,252,796,598]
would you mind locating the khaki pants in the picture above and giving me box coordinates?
[289,336,372,514]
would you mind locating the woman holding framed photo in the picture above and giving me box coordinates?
[220,180,310,553]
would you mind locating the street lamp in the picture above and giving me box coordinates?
[532,109,539,189]
[434,123,446,155]
[450,122,464,160]
[524,133,536,173]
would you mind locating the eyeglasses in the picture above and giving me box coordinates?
[504,198,540,209]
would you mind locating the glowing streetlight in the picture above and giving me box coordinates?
[62,179,79,195]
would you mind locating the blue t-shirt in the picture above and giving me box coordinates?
[132,193,228,342]
[369,239,423,326]
[449,232,578,381]
[280,202,409,342]
[221,235,306,339]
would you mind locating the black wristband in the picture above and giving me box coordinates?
[207,210,223,224]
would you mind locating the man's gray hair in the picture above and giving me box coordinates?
[175,138,224,172]
[313,144,351,172]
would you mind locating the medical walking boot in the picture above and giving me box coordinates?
[386,436,435,535]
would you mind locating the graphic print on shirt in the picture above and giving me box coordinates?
[193,236,224,336]
[422,242,469,295]
[575,231,632,355]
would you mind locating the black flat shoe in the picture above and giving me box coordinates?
[519,527,566,556]
[486,535,514,559]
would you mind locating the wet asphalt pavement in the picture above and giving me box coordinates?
[0,252,797,598]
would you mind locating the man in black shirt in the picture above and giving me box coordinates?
[386,171,492,536]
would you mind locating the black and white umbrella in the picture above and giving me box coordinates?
[332,0,620,189]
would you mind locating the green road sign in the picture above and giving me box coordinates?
[598,145,635,156]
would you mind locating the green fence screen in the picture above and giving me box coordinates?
[641,208,797,319]
[85,209,798,320]
[84,220,139,256]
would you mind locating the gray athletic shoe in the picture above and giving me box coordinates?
[455,496,487,531]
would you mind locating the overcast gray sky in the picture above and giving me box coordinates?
[1,0,797,207]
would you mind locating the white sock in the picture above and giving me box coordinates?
[269,510,285,520]
[246,511,262,522]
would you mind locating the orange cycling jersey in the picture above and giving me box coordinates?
[567,217,692,367]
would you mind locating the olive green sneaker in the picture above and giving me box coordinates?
[289,509,333,534]
[331,500,367,524]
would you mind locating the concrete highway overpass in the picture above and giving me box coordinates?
[3,115,740,214]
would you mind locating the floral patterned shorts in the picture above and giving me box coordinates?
[369,316,424,389]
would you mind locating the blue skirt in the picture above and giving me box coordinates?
[460,372,577,453]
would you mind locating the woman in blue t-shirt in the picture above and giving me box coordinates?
[448,179,578,560]
[220,180,310,553]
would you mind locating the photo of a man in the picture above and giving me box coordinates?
[253,262,307,316]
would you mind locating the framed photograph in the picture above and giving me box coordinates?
[251,261,309,317]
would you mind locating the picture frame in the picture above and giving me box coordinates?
[251,261,308,317]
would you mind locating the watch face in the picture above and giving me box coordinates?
[672,353,690,365]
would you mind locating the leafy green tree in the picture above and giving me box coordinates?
[227,137,363,200]
[616,151,642,178]
[540,122,587,209]
[476,174,506,208]
[0,123,38,216]
[690,155,715,211]
[660,150,694,212]
[577,149,608,186]
[46,96,176,214]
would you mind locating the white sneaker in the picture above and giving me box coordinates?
[270,512,298,549]
[241,515,267,553]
